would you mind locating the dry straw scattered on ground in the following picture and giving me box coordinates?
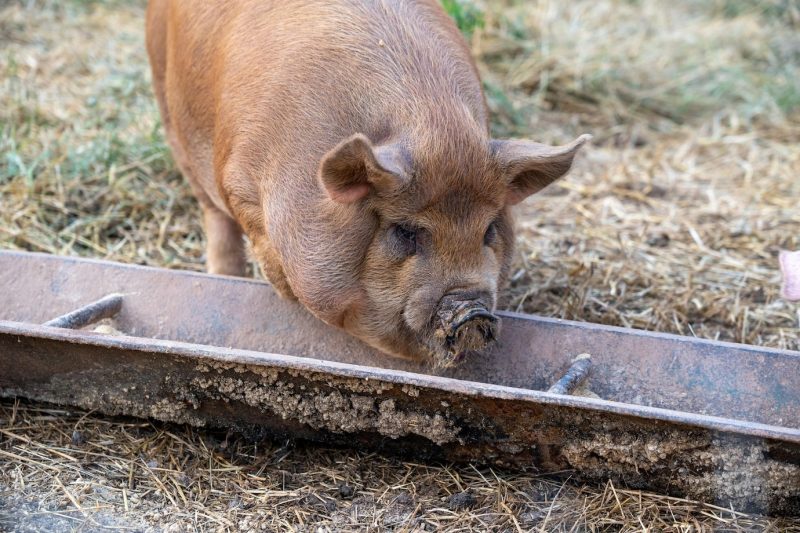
[4,399,799,532]
[1,0,799,531]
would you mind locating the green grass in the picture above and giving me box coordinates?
[441,0,485,38]
[704,0,800,23]
[470,0,800,138]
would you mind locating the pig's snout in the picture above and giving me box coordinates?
[433,293,500,366]
[446,307,499,354]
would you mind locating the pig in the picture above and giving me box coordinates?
[780,250,800,301]
[146,0,589,366]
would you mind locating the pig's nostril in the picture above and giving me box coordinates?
[448,308,498,339]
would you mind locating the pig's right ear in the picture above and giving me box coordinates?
[318,134,410,203]
[492,134,591,205]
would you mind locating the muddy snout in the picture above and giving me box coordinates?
[433,293,500,365]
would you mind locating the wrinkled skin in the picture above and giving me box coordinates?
[146,0,589,364]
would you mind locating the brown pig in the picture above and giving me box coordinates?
[146,0,589,365]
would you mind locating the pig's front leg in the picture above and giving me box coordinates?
[202,205,247,277]
[780,250,800,301]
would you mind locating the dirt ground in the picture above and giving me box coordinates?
[2,0,800,531]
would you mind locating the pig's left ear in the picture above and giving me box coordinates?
[491,134,591,205]
[318,133,410,203]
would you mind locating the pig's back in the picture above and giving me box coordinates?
[213,0,488,180]
[156,0,489,218]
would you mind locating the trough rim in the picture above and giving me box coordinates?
[2,319,798,444]
[5,249,800,361]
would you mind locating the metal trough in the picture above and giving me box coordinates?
[0,250,798,516]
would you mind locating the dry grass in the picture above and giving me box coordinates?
[1,0,205,271]
[1,0,800,530]
[3,400,799,532]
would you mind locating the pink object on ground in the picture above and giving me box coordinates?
[780,250,800,301]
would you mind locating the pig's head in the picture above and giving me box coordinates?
[316,130,590,366]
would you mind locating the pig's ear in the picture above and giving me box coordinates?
[491,134,591,205]
[318,134,410,203]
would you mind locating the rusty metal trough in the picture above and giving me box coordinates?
[1,250,798,515]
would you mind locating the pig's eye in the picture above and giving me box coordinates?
[393,224,417,255]
[484,221,498,246]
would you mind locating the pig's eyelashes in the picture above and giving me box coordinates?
[393,224,417,256]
